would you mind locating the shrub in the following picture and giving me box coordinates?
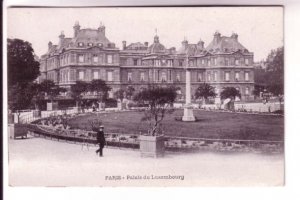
[105,98,117,108]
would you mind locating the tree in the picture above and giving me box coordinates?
[114,89,126,102]
[133,86,177,136]
[89,79,111,103]
[7,39,40,111]
[220,87,241,100]
[254,47,284,97]
[8,83,36,111]
[125,85,135,100]
[194,83,216,104]
[70,81,89,107]
[31,82,45,110]
[7,39,40,87]
[39,80,66,103]
[265,47,284,96]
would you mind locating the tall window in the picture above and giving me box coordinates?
[107,71,113,81]
[207,72,211,82]
[107,55,113,64]
[93,55,99,63]
[225,58,229,66]
[161,72,167,82]
[168,70,172,81]
[176,73,180,82]
[214,71,218,81]
[198,72,203,82]
[201,59,205,65]
[78,54,84,63]
[179,60,183,67]
[214,58,217,65]
[225,72,230,81]
[245,72,249,81]
[79,71,84,80]
[235,72,240,81]
[133,59,138,66]
[207,60,211,66]
[93,71,99,79]
[245,58,249,65]
[128,72,132,82]
[167,60,173,67]
[235,59,239,65]
[140,72,145,81]
[67,71,70,82]
[155,60,161,66]
[245,87,249,95]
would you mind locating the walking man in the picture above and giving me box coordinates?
[95,125,106,157]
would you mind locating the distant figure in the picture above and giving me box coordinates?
[95,125,106,157]
[92,103,96,112]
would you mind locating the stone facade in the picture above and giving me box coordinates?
[38,22,255,101]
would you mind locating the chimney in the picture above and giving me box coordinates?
[48,41,52,50]
[122,41,126,50]
[231,32,238,40]
[213,31,221,44]
[197,39,204,48]
[73,21,80,37]
[182,39,188,50]
[59,31,65,46]
[98,21,105,36]
[144,42,148,47]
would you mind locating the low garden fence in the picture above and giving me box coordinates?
[18,123,283,154]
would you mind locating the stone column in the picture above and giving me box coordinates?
[182,56,195,122]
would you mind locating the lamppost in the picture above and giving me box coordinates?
[182,54,196,121]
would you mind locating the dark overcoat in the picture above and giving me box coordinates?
[96,130,106,146]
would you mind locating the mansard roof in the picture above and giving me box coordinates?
[72,28,110,46]
[43,25,114,57]
[126,42,148,50]
[206,32,249,54]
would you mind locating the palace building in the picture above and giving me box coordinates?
[38,22,254,102]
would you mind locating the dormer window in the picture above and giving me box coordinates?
[78,42,84,47]
[98,43,103,47]
[87,43,93,47]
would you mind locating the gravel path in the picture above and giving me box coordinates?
[9,136,284,187]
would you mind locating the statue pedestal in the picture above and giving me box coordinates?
[182,104,195,122]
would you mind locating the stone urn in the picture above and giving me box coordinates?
[139,135,165,158]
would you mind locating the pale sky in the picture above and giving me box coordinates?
[7,7,283,61]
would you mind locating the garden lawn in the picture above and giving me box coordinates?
[67,110,284,141]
